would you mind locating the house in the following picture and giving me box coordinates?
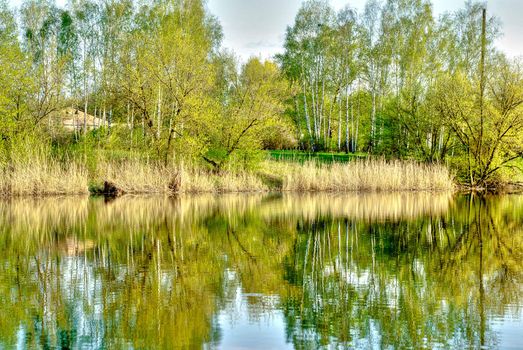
[60,107,105,131]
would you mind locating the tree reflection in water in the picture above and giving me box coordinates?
[0,194,521,349]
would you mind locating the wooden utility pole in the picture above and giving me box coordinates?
[479,8,487,122]
[471,8,487,188]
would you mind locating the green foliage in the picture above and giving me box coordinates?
[201,57,290,170]
[267,150,366,163]
[276,0,521,188]
[0,2,33,142]
[0,0,292,177]
[0,0,522,189]
[433,59,523,187]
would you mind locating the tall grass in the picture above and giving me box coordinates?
[271,159,454,192]
[0,157,89,196]
[99,159,453,194]
[0,156,454,197]
[98,160,268,194]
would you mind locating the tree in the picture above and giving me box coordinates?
[202,57,289,171]
[20,0,68,129]
[279,0,337,150]
[119,0,221,161]
[0,0,33,161]
[434,59,523,188]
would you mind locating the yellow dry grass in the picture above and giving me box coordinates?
[0,157,454,197]
[269,159,454,192]
[99,161,268,194]
[0,158,89,196]
[99,159,453,195]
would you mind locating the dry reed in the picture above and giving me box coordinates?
[1,157,454,197]
[269,159,454,192]
[99,160,268,194]
[100,159,453,195]
[0,157,89,196]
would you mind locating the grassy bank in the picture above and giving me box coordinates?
[268,150,366,163]
[0,157,89,196]
[97,161,269,194]
[0,157,454,196]
[272,159,454,192]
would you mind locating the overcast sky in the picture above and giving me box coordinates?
[207,0,523,61]
[6,0,523,60]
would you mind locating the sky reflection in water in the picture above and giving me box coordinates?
[0,193,521,349]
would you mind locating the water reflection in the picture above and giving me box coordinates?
[0,194,521,349]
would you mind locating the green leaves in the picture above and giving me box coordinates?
[432,59,523,187]
[202,57,289,171]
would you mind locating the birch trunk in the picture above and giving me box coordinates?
[94,106,97,129]
[83,40,88,135]
[108,109,112,133]
[354,94,358,153]
[127,103,130,129]
[320,65,325,141]
[337,93,342,151]
[103,106,107,129]
[301,57,312,139]
[371,90,376,151]
[130,107,135,149]
[294,96,302,141]
[157,84,162,139]
[345,85,350,153]
[313,62,318,139]
[327,93,333,146]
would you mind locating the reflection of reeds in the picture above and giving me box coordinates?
[0,193,454,243]
[258,192,453,222]
[92,194,276,234]
[90,193,454,228]
[0,196,89,236]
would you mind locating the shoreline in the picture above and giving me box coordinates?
[4,184,523,199]
[2,158,521,198]
[3,186,523,199]
[0,159,455,197]
[0,187,457,199]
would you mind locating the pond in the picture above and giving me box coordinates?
[0,193,521,349]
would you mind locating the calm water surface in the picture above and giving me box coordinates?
[0,193,522,349]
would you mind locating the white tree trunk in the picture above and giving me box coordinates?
[157,84,162,139]
[83,40,88,134]
[371,90,376,150]
[301,57,312,138]
[337,93,342,151]
[130,107,135,149]
[346,85,350,153]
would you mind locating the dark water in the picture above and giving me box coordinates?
[0,193,522,349]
